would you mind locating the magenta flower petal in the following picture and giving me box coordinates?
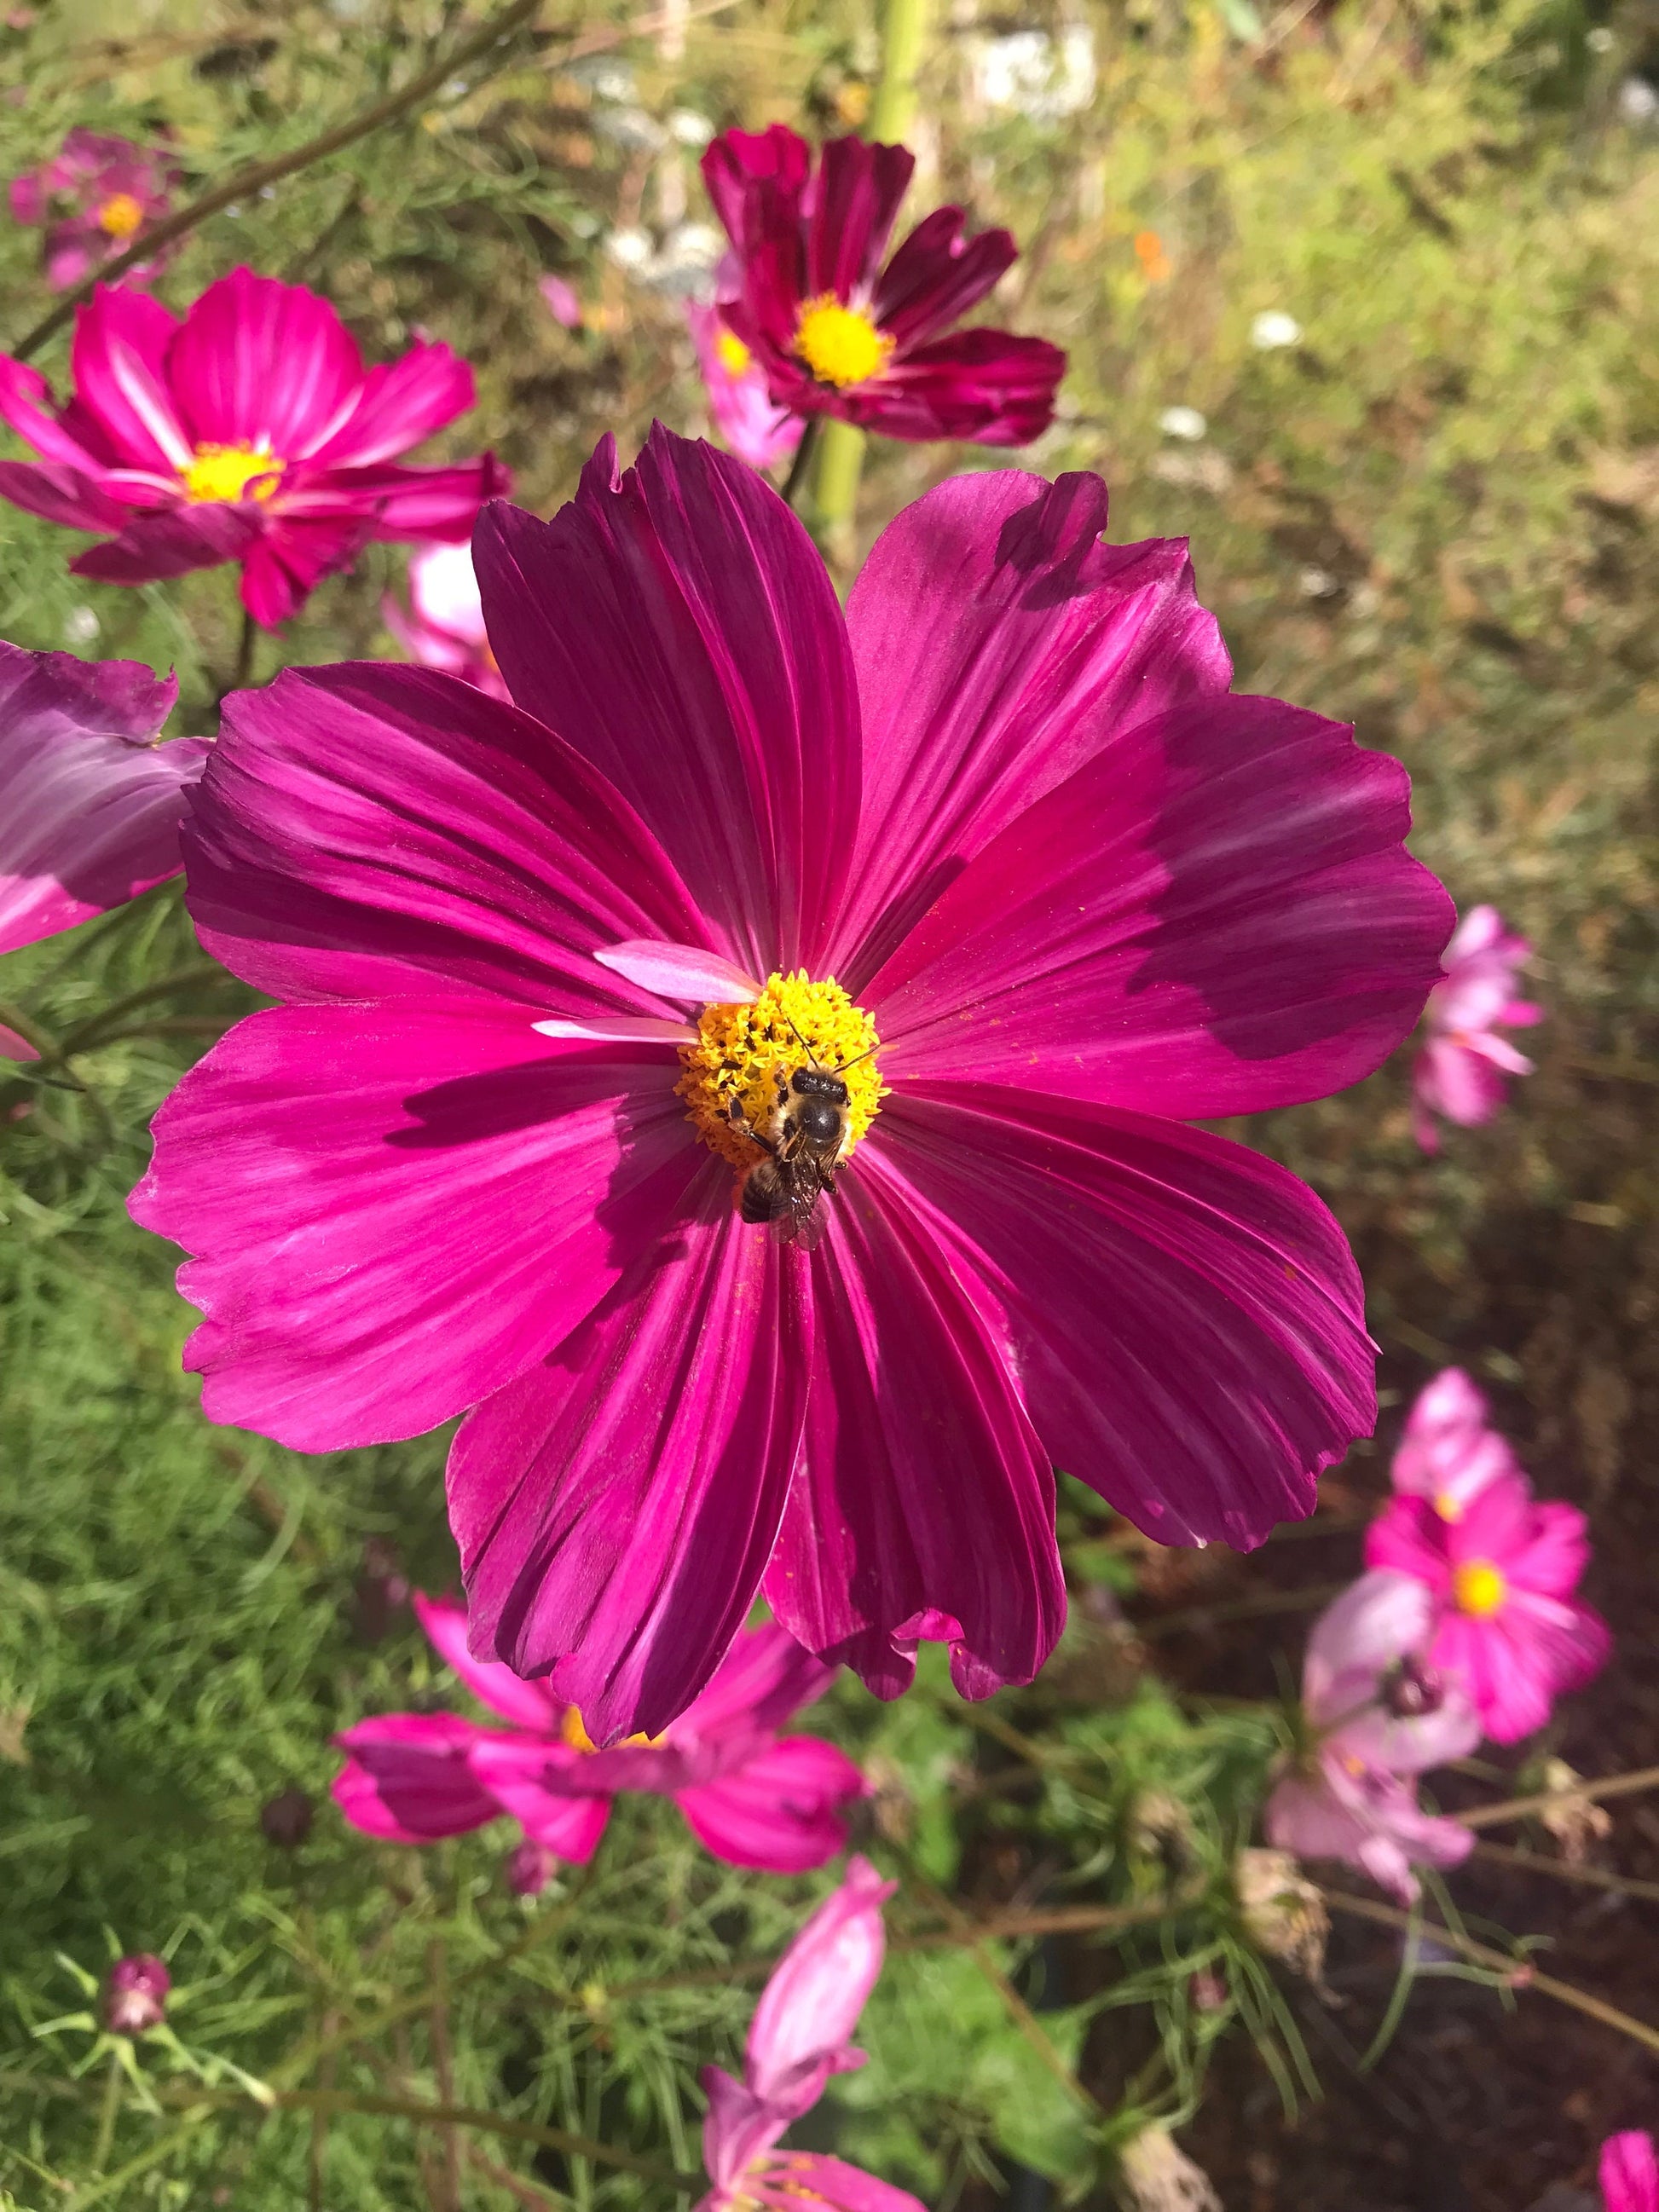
[764,1159,1063,1701]
[701,123,812,248]
[0,1024,38,1062]
[235,516,374,628]
[752,2151,928,2212]
[0,639,203,956]
[806,136,915,298]
[447,1171,812,1742]
[472,427,861,978]
[852,330,1067,445]
[675,1620,834,1737]
[68,285,191,475]
[0,355,114,474]
[459,1744,613,1860]
[866,690,1450,1113]
[304,457,509,541]
[304,340,475,468]
[412,1591,558,1730]
[675,1736,866,1873]
[874,1086,1372,1548]
[0,458,130,532]
[72,501,265,583]
[332,1712,505,1841]
[746,1854,893,2107]
[828,468,1230,980]
[166,269,362,457]
[1601,2133,1659,2212]
[182,664,711,1010]
[130,1005,697,1450]
[872,210,1017,350]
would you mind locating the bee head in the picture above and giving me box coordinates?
[789,1068,849,1104]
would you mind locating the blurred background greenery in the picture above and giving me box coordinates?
[1,0,1656,2203]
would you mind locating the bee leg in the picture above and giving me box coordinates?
[725,1099,777,1156]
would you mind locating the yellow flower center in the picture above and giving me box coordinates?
[715,328,754,377]
[793,294,893,389]
[181,442,284,505]
[1453,1558,1508,1618]
[559,1707,658,1752]
[96,192,145,240]
[678,971,885,1175]
[1433,1490,1463,1522]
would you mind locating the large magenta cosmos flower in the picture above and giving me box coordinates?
[132,426,1451,1741]
[335,1599,864,1874]
[9,129,182,293]
[0,639,205,1059]
[0,269,506,628]
[1604,2134,1659,2212]
[698,1856,924,2212]
[702,126,1064,444]
[1367,1469,1610,1742]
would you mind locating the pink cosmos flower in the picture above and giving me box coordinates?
[334,1597,865,1874]
[10,129,182,293]
[0,268,506,629]
[1265,1570,1478,1902]
[698,1856,925,2212]
[686,300,803,474]
[1602,2134,1659,2212]
[381,541,509,702]
[0,639,206,1059]
[102,1952,171,2034]
[1391,1367,1521,1522]
[539,274,584,331]
[130,426,1453,1741]
[1412,904,1542,1152]
[1367,1469,1610,1743]
[702,125,1065,444]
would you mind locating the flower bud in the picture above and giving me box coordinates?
[260,1785,315,1847]
[104,1954,170,2035]
[506,1839,558,1897]
[1381,1653,1446,1718]
[1234,1846,1329,1984]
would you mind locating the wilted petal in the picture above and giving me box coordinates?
[876,1084,1373,1550]
[765,1157,1062,1702]
[448,1167,812,1743]
[474,426,861,979]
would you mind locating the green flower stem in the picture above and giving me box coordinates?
[805,0,932,571]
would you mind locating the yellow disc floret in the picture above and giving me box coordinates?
[1452,1558,1508,1618]
[793,294,893,389]
[715,328,754,377]
[182,442,285,505]
[678,971,886,1174]
[561,1707,658,1752]
[96,192,145,240]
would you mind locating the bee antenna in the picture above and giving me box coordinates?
[781,1011,822,1067]
[833,1043,877,1073]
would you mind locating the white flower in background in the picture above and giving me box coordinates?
[62,606,100,645]
[1617,75,1658,123]
[1299,565,1341,599]
[646,221,723,295]
[969,26,1095,119]
[1587,26,1615,51]
[1251,309,1303,349]
[603,226,653,270]
[669,107,714,147]
[1159,404,1208,441]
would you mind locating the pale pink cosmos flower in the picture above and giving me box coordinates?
[1602,2133,1659,2212]
[334,1597,865,1874]
[539,275,584,330]
[0,268,506,628]
[1412,904,1543,1152]
[131,427,1452,1741]
[0,640,206,1060]
[1367,1469,1610,1743]
[686,301,803,474]
[382,541,509,702]
[1265,1571,1478,1902]
[698,1856,925,2212]
[1391,1367,1522,1522]
[10,129,182,292]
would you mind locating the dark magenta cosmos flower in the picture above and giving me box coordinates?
[131,427,1451,1741]
[102,1953,171,2035]
[9,129,182,293]
[334,1598,864,1874]
[0,269,506,628]
[0,639,205,1058]
[1366,1467,1610,1743]
[701,125,1064,444]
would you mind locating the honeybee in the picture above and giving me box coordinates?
[727,1048,870,1250]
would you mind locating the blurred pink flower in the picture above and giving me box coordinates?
[1265,1570,1478,1902]
[1367,1470,1610,1743]
[539,274,583,330]
[0,268,506,628]
[102,1953,171,2034]
[0,639,206,1059]
[1602,2133,1659,2212]
[131,427,1451,1741]
[699,1856,925,2212]
[333,1597,865,1874]
[703,124,1065,445]
[382,541,508,701]
[1391,1367,1521,1522]
[10,128,181,292]
[1412,904,1542,1152]
[686,301,802,474]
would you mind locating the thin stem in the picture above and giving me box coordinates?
[1458,1763,1659,1832]
[9,0,546,365]
[90,2050,123,2174]
[1471,1839,1659,1905]
[1318,1889,1659,2058]
[231,606,258,699]
[780,415,823,510]
[49,963,231,1060]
